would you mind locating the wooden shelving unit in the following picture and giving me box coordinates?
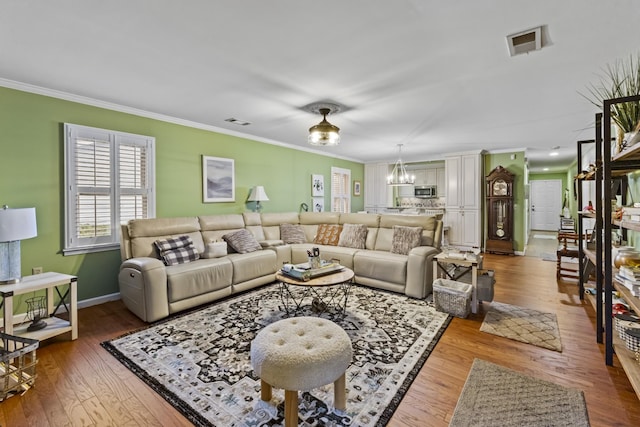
[580,94,640,401]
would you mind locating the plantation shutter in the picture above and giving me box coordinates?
[65,124,155,254]
[331,167,351,213]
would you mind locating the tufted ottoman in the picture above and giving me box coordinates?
[250,316,353,426]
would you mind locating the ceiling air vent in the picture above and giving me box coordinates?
[506,26,542,57]
[225,118,251,126]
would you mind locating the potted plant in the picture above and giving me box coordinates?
[582,53,640,152]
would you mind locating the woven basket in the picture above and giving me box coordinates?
[621,327,640,352]
[615,313,640,338]
[433,278,472,318]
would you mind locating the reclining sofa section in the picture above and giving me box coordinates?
[119,212,443,322]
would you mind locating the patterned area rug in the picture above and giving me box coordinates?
[450,359,590,426]
[102,283,451,426]
[480,301,562,352]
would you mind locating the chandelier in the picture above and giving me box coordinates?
[307,103,341,146]
[387,144,415,186]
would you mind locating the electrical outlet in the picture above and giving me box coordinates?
[32,267,43,275]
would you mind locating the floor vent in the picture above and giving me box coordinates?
[506,26,543,56]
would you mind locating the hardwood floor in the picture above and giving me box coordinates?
[2,254,640,426]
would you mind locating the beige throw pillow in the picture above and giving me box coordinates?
[222,229,262,254]
[391,225,423,255]
[280,223,306,244]
[338,223,368,249]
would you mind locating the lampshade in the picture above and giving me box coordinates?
[387,144,415,186]
[0,206,37,242]
[247,186,270,202]
[0,206,37,284]
[308,108,340,146]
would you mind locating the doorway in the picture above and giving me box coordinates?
[530,179,562,231]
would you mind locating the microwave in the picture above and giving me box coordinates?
[414,185,437,198]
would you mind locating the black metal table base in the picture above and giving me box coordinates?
[279,281,353,317]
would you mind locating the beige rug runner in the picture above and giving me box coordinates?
[449,359,590,426]
[480,301,562,352]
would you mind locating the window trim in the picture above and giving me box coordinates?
[63,123,155,255]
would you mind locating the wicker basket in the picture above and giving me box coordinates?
[615,313,640,338]
[621,327,640,352]
[0,333,39,401]
[433,278,472,318]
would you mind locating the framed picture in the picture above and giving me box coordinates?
[312,174,324,197]
[313,197,324,212]
[203,156,235,202]
[353,180,361,196]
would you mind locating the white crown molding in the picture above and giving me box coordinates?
[0,78,361,163]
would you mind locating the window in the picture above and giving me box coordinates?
[64,124,155,254]
[331,167,351,213]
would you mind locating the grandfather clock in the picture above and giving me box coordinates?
[486,165,515,255]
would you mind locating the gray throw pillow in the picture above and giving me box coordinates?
[391,225,423,255]
[280,223,306,244]
[338,223,368,249]
[222,229,262,254]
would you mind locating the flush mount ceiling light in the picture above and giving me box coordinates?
[306,102,342,146]
[550,146,560,156]
[387,144,415,186]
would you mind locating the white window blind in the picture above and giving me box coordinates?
[64,124,155,254]
[331,167,351,213]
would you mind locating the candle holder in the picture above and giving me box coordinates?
[25,296,47,332]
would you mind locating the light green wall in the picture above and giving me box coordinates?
[484,152,526,253]
[0,86,363,308]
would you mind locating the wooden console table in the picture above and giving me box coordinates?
[0,272,78,341]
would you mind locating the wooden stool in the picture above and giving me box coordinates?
[250,317,352,426]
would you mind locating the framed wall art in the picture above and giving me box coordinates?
[203,156,235,202]
[312,174,324,197]
[353,180,361,196]
[313,197,325,212]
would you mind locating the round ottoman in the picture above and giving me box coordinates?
[250,316,352,426]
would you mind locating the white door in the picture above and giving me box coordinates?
[530,180,562,230]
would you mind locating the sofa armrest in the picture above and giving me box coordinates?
[406,246,440,298]
[264,244,292,268]
[118,257,169,322]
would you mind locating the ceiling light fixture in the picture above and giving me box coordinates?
[306,103,341,146]
[387,144,415,186]
[550,146,560,156]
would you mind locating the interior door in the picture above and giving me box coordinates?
[530,180,562,230]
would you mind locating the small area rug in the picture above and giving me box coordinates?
[480,301,562,352]
[449,359,590,427]
[102,283,451,426]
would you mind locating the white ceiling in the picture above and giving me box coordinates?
[1,0,638,172]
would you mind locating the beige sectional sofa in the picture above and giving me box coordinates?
[119,212,442,322]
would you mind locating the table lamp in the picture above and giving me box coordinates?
[247,186,269,212]
[0,205,38,284]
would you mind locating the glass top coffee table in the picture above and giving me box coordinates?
[275,267,355,317]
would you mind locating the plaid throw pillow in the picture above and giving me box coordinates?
[160,246,200,266]
[154,235,200,266]
[154,235,194,252]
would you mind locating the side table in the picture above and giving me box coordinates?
[433,253,483,314]
[0,272,78,341]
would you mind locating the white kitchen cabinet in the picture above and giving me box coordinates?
[364,163,391,212]
[445,152,483,249]
[398,185,414,198]
[425,169,437,186]
[413,169,427,185]
[436,168,446,197]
